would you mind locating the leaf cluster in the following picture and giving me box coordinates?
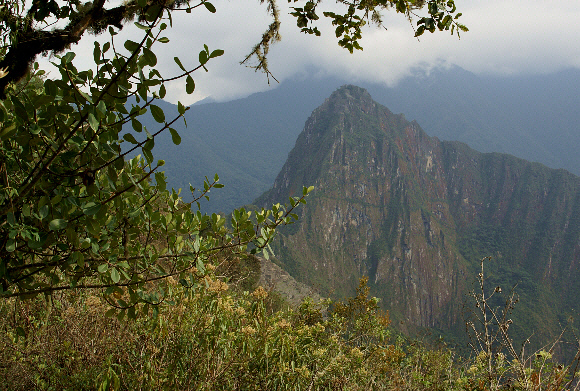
[287,0,467,54]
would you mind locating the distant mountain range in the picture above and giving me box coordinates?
[255,85,580,359]
[146,66,580,214]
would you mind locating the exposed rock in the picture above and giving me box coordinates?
[258,257,324,306]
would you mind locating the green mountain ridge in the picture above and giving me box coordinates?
[255,85,580,358]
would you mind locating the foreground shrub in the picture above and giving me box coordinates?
[0,274,460,390]
[2,263,578,390]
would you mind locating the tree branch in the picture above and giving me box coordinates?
[0,1,133,99]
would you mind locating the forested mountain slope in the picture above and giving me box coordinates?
[255,85,580,356]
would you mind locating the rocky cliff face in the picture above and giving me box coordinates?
[255,85,580,347]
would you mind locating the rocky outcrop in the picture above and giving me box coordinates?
[258,257,324,306]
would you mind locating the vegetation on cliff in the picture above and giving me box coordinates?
[257,85,580,359]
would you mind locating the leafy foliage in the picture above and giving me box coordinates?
[3,270,578,390]
[0,275,456,390]
[0,1,312,316]
[0,0,469,319]
[240,0,466,74]
[287,0,467,54]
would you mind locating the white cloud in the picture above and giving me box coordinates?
[37,0,580,104]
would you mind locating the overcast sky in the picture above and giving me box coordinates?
[43,0,580,105]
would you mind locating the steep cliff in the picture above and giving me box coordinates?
[255,85,580,350]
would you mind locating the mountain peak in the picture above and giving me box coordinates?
[332,84,371,99]
[256,85,580,358]
[324,85,375,110]
[256,84,414,203]
[315,85,401,123]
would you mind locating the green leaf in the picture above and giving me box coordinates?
[87,112,99,131]
[6,239,15,252]
[142,147,154,164]
[96,100,107,116]
[150,104,165,123]
[124,40,141,53]
[111,268,120,283]
[209,49,224,59]
[415,25,425,37]
[123,133,138,144]
[132,119,142,133]
[29,123,41,135]
[169,128,181,145]
[155,172,167,192]
[82,202,101,215]
[143,47,157,66]
[178,101,186,115]
[11,96,27,122]
[93,42,101,63]
[0,123,17,140]
[134,22,150,30]
[74,252,85,267]
[98,264,109,273]
[44,79,58,97]
[174,56,186,71]
[303,185,314,195]
[144,137,154,151]
[442,15,451,27]
[49,219,68,231]
[38,197,48,210]
[186,75,195,94]
[128,208,141,219]
[204,2,216,13]
[199,50,208,65]
[158,37,169,43]
[62,52,76,63]
[196,257,205,273]
[32,94,52,109]
[145,4,162,21]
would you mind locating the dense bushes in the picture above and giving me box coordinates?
[2,260,579,390]
[0,274,452,390]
